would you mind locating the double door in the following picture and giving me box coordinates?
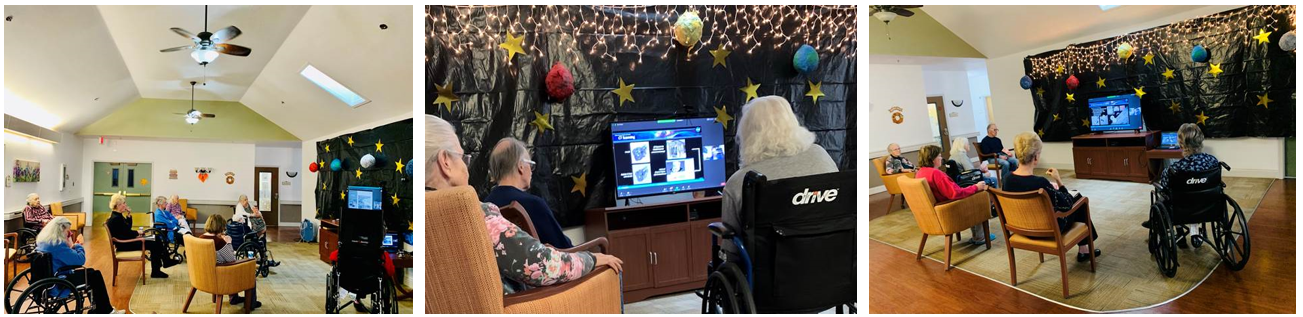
[92,162,152,227]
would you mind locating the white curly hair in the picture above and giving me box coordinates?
[736,96,816,166]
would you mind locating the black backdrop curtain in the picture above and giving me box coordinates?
[425,5,856,227]
[1026,5,1295,141]
[315,119,414,231]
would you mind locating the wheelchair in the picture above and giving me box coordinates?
[699,170,856,314]
[1147,162,1250,277]
[4,252,95,314]
[324,206,398,314]
[227,220,276,278]
[6,229,39,266]
[145,217,186,263]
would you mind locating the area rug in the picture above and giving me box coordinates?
[869,170,1273,312]
[127,241,413,314]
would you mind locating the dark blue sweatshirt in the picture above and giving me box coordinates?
[484,186,574,249]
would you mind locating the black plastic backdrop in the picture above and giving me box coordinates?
[315,119,414,231]
[1026,6,1295,141]
[425,5,857,227]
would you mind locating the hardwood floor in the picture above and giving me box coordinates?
[869,179,1296,313]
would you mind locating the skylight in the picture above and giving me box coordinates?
[1099,5,1120,11]
[300,64,370,108]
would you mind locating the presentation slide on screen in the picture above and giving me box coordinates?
[611,119,727,198]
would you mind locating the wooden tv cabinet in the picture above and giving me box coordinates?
[1070,131,1158,183]
[585,196,721,303]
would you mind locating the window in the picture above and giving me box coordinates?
[1098,5,1120,11]
[111,169,119,187]
[127,169,135,188]
[300,64,370,107]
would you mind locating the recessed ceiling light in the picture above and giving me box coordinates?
[1099,5,1121,11]
[300,64,370,108]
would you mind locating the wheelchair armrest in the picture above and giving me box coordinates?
[708,222,737,239]
[559,237,608,254]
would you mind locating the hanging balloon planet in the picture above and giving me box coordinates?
[545,62,575,101]
[1019,75,1033,90]
[673,11,703,48]
[1191,45,1210,63]
[330,159,342,172]
[1281,30,1296,51]
[1065,74,1080,90]
[793,45,820,74]
[1117,42,1134,60]
[360,154,376,169]
[405,159,413,176]
[309,162,319,172]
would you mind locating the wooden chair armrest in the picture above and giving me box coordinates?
[217,258,256,267]
[1054,196,1089,219]
[503,266,615,307]
[559,237,608,254]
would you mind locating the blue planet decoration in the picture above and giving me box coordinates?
[330,158,342,172]
[1019,75,1033,90]
[405,159,413,176]
[1191,45,1209,63]
[793,44,820,74]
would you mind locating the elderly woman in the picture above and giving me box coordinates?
[721,96,840,254]
[198,214,261,308]
[949,137,999,188]
[1003,132,1101,262]
[231,195,278,267]
[35,217,122,314]
[427,115,623,294]
[24,193,54,229]
[153,196,189,237]
[1147,123,1220,247]
[884,143,915,175]
[165,195,193,233]
[917,144,993,244]
[105,193,176,278]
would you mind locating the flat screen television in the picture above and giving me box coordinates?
[1088,94,1145,132]
[610,118,728,199]
[346,186,383,211]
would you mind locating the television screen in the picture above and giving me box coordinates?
[611,118,727,199]
[1088,94,1145,132]
[347,186,383,211]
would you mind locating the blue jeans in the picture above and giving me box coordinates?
[982,176,998,187]
[990,157,1019,187]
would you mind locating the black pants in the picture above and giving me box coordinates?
[67,269,113,313]
[1056,202,1099,247]
[116,240,167,270]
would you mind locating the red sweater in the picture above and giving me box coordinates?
[915,167,979,202]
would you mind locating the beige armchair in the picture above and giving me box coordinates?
[873,156,915,212]
[426,186,621,314]
[49,202,85,232]
[990,189,1096,298]
[898,177,993,270]
[182,234,257,314]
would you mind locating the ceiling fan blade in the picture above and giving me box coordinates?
[211,26,243,43]
[215,44,252,56]
[159,45,194,53]
[893,9,916,17]
[170,27,197,40]
[896,5,923,8]
[201,114,217,118]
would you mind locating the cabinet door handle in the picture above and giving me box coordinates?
[1087,158,1092,165]
[653,252,658,265]
[1124,158,1129,166]
[649,252,654,265]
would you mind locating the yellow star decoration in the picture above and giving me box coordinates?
[319,160,326,170]
[1257,93,1273,108]
[1142,53,1154,65]
[434,82,459,112]
[324,144,330,152]
[1252,29,1272,45]
[530,111,554,132]
[340,191,347,200]
[322,182,327,190]
[499,31,526,61]
[1036,87,1046,96]
[709,47,731,68]
[611,78,635,107]
[714,105,734,129]
[1037,129,1045,137]
[391,194,400,206]
[570,172,588,197]
[1208,63,1223,77]
[1195,111,1210,125]
[1169,100,1181,113]
[394,159,405,173]
[806,81,825,104]
[1161,68,1176,80]
[347,136,354,146]
[374,140,384,152]
[1082,119,1090,128]
[739,78,760,103]
[1065,93,1075,102]
[1134,86,1146,99]
[355,168,363,179]
[1053,114,1061,121]
[1055,65,1064,74]
[1096,77,1106,88]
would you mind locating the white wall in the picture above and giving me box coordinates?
[254,145,303,203]
[81,138,257,223]
[985,5,1283,178]
[967,68,992,139]
[4,131,83,213]
[869,64,932,157]
[923,69,978,139]
[301,114,413,227]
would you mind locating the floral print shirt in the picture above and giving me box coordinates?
[885,155,915,174]
[166,202,185,222]
[23,204,52,227]
[480,202,595,294]
[1157,153,1221,191]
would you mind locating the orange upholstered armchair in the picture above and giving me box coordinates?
[990,189,1096,298]
[182,235,257,314]
[873,156,915,212]
[425,186,621,314]
[178,198,198,224]
[898,177,993,270]
[48,202,85,232]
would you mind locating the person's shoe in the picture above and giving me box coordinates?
[353,299,369,313]
[1076,249,1101,262]
[269,260,281,267]
[231,295,244,305]
[1190,234,1205,248]
[162,259,180,268]
[150,271,169,278]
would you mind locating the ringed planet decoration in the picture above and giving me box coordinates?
[1019,75,1033,89]
[1191,45,1210,63]
[793,44,820,74]
[672,11,703,48]
[545,62,575,101]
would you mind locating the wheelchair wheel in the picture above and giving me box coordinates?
[11,230,38,264]
[13,278,82,314]
[701,270,739,313]
[5,268,35,313]
[325,267,340,314]
[1211,196,1251,271]
[717,264,755,313]
[366,277,398,314]
[1148,203,1179,277]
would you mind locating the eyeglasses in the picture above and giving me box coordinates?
[522,159,536,169]
[445,150,472,165]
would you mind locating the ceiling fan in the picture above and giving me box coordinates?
[158,5,252,65]
[869,5,922,40]
[176,81,217,124]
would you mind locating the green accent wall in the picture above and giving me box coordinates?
[1287,137,1295,177]
[78,98,298,142]
[868,9,985,59]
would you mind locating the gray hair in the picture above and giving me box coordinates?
[426,115,460,179]
[154,196,168,208]
[736,96,816,166]
[26,193,40,206]
[987,123,997,132]
[1013,131,1042,164]
[35,217,72,248]
[1178,123,1204,157]
[489,137,528,182]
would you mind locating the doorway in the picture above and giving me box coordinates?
[926,96,951,156]
[254,167,280,228]
[92,162,152,227]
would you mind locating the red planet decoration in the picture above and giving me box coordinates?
[309,162,320,172]
[1065,74,1080,90]
[545,62,575,101]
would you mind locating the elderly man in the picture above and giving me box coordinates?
[482,137,573,248]
[979,123,1019,185]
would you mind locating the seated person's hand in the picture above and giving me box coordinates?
[975,182,988,191]
[593,253,624,274]
[222,235,232,243]
[902,168,914,173]
[979,164,989,173]
[1046,168,1062,182]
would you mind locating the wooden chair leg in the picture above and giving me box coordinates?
[140,260,147,285]
[955,231,962,242]
[1007,247,1018,285]
[1039,253,1045,263]
[244,289,254,313]
[983,221,992,250]
[183,287,196,313]
[111,259,118,286]
[215,295,223,314]
[944,234,953,271]
[1059,255,1070,298]
[1088,238,1098,272]
[888,195,897,212]
[916,234,929,260]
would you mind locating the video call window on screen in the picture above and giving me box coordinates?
[611,118,727,199]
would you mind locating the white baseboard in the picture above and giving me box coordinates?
[870,185,886,195]
[1040,163,1281,179]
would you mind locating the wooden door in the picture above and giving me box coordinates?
[609,230,653,291]
[254,167,280,227]
[926,96,951,155]
[689,220,716,281]
[650,224,692,287]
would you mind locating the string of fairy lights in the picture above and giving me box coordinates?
[1028,5,1295,79]
[425,5,857,71]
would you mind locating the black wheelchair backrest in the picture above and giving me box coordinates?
[28,251,54,280]
[740,170,855,313]
[1165,162,1230,221]
[337,207,387,295]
